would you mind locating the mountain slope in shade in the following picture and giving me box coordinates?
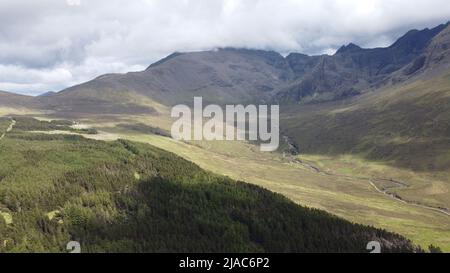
[392,22,450,79]
[277,22,450,103]
[281,70,450,171]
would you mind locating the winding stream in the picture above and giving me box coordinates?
[293,157,450,217]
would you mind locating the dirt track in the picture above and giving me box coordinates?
[0,118,15,141]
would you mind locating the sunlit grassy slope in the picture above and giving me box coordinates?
[0,107,43,117]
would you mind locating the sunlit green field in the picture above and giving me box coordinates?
[0,107,43,117]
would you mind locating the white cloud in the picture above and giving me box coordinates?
[66,0,81,6]
[1,0,450,95]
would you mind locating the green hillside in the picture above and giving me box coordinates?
[0,118,418,253]
[282,72,450,172]
[280,71,450,226]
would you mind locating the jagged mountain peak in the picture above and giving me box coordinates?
[276,21,450,104]
[335,43,362,54]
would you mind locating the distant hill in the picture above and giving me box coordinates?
[0,91,37,108]
[38,91,57,97]
[36,48,293,116]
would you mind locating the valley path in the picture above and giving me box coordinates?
[0,118,16,141]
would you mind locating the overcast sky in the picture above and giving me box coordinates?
[1,0,450,96]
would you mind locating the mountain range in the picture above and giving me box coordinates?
[2,21,449,170]
[1,22,448,110]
